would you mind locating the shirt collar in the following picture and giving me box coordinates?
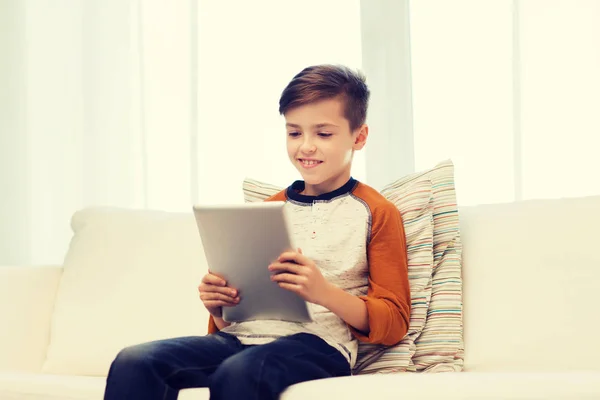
[286,177,358,204]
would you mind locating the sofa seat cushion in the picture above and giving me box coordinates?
[280,371,600,400]
[2,371,598,400]
[0,373,211,400]
[0,373,106,400]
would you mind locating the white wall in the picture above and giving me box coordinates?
[410,0,515,206]
[519,0,600,199]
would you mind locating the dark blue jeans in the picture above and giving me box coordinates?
[103,332,350,400]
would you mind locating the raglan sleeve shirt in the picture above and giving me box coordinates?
[208,188,411,344]
[348,201,411,346]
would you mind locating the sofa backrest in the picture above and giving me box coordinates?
[459,195,600,372]
[40,196,600,376]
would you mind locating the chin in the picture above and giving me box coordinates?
[301,175,329,186]
[302,177,322,184]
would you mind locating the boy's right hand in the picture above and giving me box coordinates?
[198,272,240,318]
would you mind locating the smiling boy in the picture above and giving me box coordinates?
[104,65,411,400]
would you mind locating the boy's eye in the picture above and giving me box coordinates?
[318,133,332,137]
[288,131,301,137]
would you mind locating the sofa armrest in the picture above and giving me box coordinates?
[0,265,63,372]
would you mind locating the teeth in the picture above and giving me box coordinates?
[301,160,320,165]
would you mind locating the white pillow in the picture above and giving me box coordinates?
[43,208,210,376]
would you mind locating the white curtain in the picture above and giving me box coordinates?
[409,0,600,205]
[195,0,365,203]
[0,0,363,266]
[5,0,596,266]
[359,0,415,191]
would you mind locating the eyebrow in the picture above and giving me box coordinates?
[285,123,339,129]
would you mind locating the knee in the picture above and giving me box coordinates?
[210,352,283,393]
[212,352,268,387]
[211,354,254,383]
[105,342,174,397]
[109,342,157,374]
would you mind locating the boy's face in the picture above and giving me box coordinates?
[285,97,368,196]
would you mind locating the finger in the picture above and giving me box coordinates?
[200,289,239,300]
[277,282,302,294]
[199,279,235,294]
[297,248,303,254]
[268,262,303,275]
[202,273,226,286]
[199,283,238,297]
[271,273,306,285]
[278,251,310,266]
[209,270,228,281]
[200,292,240,303]
[204,300,239,309]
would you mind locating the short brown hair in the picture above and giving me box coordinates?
[279,64,370,131]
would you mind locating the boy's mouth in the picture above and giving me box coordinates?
[298,159,323,169]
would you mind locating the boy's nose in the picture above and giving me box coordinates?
[300,140,316,153]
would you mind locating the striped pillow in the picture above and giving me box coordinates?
[414,235,463,372]
[353,177,435,374]
[242,174,436,373]
[411,161,464,372]
[242,180,281,202]
[380,159,464,373]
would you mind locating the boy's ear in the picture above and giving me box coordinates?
[353,124,369,150]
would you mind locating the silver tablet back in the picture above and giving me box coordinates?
[193,202,312,323]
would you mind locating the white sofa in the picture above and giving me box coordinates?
[1,195,600,399]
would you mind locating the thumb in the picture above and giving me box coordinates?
[297,248,303,254]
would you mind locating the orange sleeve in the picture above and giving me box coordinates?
[206,188,288,335]
[349,200,411,346]
[207,315,219,334]
[265,190,287,203]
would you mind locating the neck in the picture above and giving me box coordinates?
[302,172,352,196]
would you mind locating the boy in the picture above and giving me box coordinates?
[104,64,410,400]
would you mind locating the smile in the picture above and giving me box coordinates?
[298,159,323,169]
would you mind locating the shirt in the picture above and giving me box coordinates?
[208,178,410,368]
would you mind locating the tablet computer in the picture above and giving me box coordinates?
[192,201,312,323]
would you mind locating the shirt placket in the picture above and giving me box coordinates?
[311,201,319,239]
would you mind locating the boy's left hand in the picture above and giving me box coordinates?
[268,248,332,305]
